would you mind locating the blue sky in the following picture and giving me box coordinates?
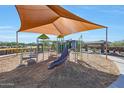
[0,5,124,43]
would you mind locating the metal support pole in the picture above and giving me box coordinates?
[43,39,44,61]
[20,53,23,64]
[16,31,19,55]
[80,34,83,61]
[75,41,77,63]
[36,38,39,62]
[105,27,108,60]
[16,31,22,65]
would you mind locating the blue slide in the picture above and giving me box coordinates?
[48,47,69,69]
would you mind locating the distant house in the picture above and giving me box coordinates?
[85,40,111,47]
[83,40,111,53]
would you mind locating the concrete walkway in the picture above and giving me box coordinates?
[105,55,124,88]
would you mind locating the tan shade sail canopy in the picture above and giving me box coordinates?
[16,5,106,36]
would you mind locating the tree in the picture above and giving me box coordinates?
[110,40,124,47]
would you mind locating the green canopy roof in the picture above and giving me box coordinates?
[57,35,64,38]
[38,34,49,39]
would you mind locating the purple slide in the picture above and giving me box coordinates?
[48,47,69,69]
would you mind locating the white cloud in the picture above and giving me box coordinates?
[0,26,12,28]
[0,26,18,30]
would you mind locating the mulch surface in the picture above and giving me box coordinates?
[0,55,119,88]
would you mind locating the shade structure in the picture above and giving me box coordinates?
[16,5,106,36]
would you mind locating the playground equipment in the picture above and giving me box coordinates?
[15,5,108,68]
[48,39,83,69]
[71,40,78,62]
[19,45,38,66]
[16,5,108,60]
[37,34,49,61]
[48,46,69,69]
[57,35,65,54]
[79,34,84,61]
[19,34,49,65]
[62,40,79,62]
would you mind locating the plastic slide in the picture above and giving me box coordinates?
[48,47,69,69]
